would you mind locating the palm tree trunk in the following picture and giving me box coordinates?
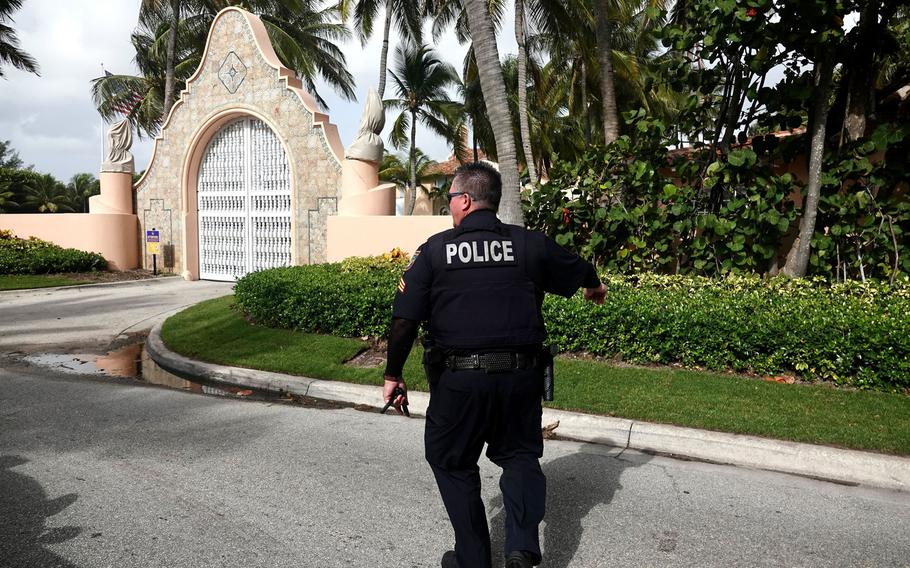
[843,0,881,142]
[594,0,619,145]
[515,0,536,183]
[406,108,418,215]
[581,58,591,145]
[378,1,393,98]
[463,0,524,225]
[162,0,180,117]
[782,52,835,278]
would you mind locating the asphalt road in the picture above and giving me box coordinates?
[1,280,909,567]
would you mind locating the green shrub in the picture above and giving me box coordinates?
[234,259,405,338]
[0,232,108,274]
[234,262,910,392]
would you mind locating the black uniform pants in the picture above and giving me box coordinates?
[425,366,545,568]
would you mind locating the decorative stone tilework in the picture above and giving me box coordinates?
[218,51,247,93]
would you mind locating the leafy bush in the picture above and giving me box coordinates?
[524,112,909,283]
[235,261,910,391]
[234,256,407,338]
[0,231,108,274]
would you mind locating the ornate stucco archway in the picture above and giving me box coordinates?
[135,7,345,280]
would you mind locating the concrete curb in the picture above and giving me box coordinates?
[146,323,910,493]
[0,275,182,295]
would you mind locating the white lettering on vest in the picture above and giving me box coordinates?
[502,240,515,261]
[445,239,516,265]
[445,243,458,264]
[490,240,502,261]
[458,242,471,263]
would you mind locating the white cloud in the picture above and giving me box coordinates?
[0,1,517,181]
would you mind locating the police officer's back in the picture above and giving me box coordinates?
[383,162,606,568]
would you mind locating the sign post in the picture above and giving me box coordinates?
[146,229,160,276]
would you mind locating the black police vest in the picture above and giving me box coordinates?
[425,221,546,350]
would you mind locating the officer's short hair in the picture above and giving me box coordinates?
[454,162,501,211]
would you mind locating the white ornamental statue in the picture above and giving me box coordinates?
[345,87,385,163]
[102,119,135,174]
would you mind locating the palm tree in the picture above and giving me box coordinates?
[92,14,195,137]
[461,0,524,225]
[138,0,196,118]
[235,0,355,107]
[459,49,495,162]
[23,174,74,213]
[68,173,100,213]
[385,42,462,215]
[0,0,39,78]
[338,0,423,97]
[514,0,575,181]
[0,180,18,212]
[380,149,436,205]
[593,0,620,145]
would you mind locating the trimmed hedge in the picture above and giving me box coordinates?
[234,258,910,391]
[0,230,108,274]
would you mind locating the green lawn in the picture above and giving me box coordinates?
[0,274,92,290]
[161,295,910,456]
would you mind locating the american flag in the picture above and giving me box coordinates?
[101,69,144,116]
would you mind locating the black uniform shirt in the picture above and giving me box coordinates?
[392,209,600,353]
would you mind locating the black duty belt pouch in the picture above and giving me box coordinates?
[446,352,538,373]
[422,337,446,387]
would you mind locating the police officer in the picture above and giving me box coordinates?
[383,162,606,568]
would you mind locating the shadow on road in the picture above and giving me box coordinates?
[0,455,82,568]
[488,444,649,568]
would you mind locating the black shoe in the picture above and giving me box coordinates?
[505,550,537,568]
[441,550,459,568]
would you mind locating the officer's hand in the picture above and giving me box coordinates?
[383,376,408,415]
[583,283,607,305]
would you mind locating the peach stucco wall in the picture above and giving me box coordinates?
[0,214,139,270]
[326,216,452,261]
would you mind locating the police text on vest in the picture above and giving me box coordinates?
[445,240,515,265]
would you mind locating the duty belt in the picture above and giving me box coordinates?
[445,352,538,372]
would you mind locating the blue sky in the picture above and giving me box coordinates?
[0,1,517,182]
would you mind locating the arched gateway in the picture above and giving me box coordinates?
[135,7,345,281]
[197,117,292,280]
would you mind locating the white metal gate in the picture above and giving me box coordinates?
[197,118,292,281]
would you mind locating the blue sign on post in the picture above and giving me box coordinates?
[146,229,160,275]
[145,230,160,255]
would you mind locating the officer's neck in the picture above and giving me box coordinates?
[455,208,497,227]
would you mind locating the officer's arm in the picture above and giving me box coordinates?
[384,317,419,380]
[539,235,603,298]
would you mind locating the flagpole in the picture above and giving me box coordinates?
[100,62,105,166]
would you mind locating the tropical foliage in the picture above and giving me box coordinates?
[0,0,38,78]
[0,142,99,213]
[93,0,355,136]
[384,42,462,214]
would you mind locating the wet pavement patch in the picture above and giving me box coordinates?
[21,342,367,412]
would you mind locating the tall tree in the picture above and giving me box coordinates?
[339,0,423,97]
[462,0,523,225]
[0,139,26,169]
[593,0,620,145]
[514,0,536,181]
[0,0,38,78]
[139,0,190,118]
[385,42,462,215]
[23,174,73,213]
[68,173,100,213]
[92,14,194,138]
[0,179,17,212]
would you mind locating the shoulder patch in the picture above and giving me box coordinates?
[404,249,420,272]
